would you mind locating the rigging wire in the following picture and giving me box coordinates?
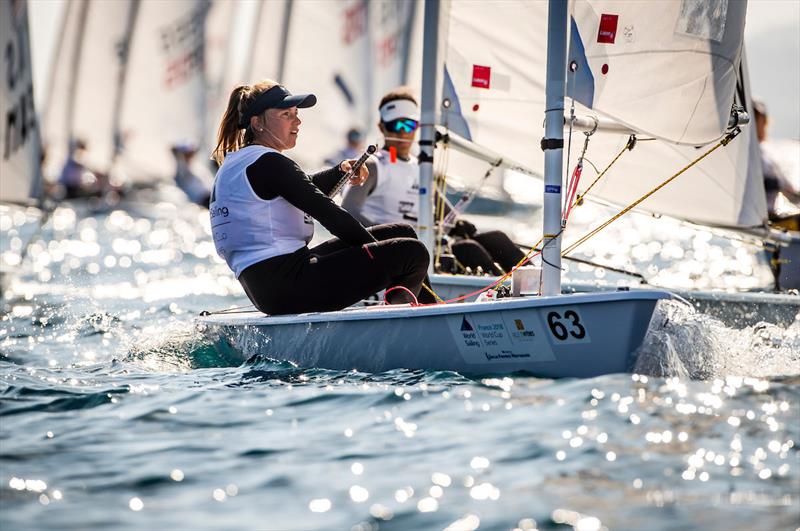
[562,128,743,257]
[563,97,576,217]
[572,134,636,209]
[562,117,597,225]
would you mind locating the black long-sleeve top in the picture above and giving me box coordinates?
[246,152,376,246]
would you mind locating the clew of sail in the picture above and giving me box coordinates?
[437,0,764,229]
[1,0,42,205]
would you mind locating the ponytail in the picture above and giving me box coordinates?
[212,79,281,165]
[212,85,247,165]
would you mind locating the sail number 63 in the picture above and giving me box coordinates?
[546,310,588,341]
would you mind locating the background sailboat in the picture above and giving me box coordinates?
[41,0,137,181]
[41,0,238,190]
[1,0,44,296]
[115,0,216,183]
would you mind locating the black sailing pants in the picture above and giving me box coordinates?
[451,230,526,275]
[239,223,431,315]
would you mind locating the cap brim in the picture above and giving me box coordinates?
[275,93,317,109]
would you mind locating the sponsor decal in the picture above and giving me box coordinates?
[545,185,561,193]
[471,65,491,89]
[597,14,618,44]
[447,312,555,364]
[209,205,229,219]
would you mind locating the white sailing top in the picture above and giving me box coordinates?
[210,145,314,276]
[361,150,420,224]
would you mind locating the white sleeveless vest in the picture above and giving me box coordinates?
[210,145,314,277]
[361,150,419,225]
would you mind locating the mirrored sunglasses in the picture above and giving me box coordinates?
[383,118,419,133]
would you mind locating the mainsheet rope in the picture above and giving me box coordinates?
[420,126,742,304]
[562,128,741,257]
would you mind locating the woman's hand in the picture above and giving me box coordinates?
[340,159,369,186]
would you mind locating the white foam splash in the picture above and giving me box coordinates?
[124,321,225,371]
[634,300,800,379]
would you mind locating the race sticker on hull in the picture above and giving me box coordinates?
[447,311,556,364]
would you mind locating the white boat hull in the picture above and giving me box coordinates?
[199,291,671,377]
[429,274,800,327]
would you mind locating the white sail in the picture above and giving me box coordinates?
[275,0,418,169]
[40,0,86,179]
[67,0,137,176]
[202,0,238,153]
[568,0,746,145]
[205,0,238,94]
[1,0,42,205]
[438,0,762,229]
[246,0,292,83]
[584,48,767,229]
[278,0,373,168]
[367,0,420,132]
[115,0,212,182]
[41,0,137,179]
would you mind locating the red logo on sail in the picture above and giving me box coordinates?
[597,14,618,44]
[471,65,491,89]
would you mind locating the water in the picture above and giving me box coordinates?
[1,198,799,530]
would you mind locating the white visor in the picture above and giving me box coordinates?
[379,99,419,122]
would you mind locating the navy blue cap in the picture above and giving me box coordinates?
[239,85,317,128]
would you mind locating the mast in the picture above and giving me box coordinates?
[418,0,445,271]
[541,0,568,296]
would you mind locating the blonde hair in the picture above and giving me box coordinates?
[212,79,280,164]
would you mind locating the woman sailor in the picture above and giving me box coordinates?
[210,80,430,315]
